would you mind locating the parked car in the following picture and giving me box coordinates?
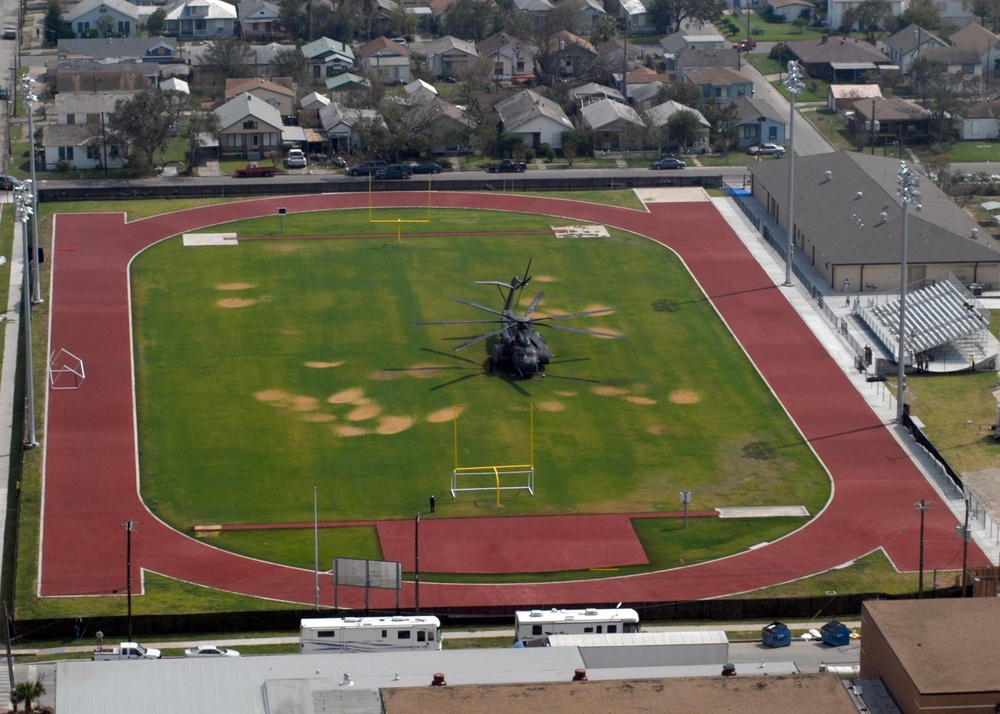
[234,163,277,178]
[0,175,17,190]
[0,87,9,101]
[285,149,307,169]
[489,159,526,173]
[2,26,16,40]
[650,157,687,170]
[184,644,241,658]
[747,143,785,156]
[348,160,388,176]
[411,161,442,174]
[733,38,756,51]
[376,163,413,180]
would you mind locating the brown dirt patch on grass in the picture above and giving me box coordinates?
[376,416,414,435]
[347,404,382,421]
[533,275,557,282]
[369,370,403,380]
[255,389,289,403]
[301,413,336,423]
[328,388,365,404]
[407,363,445,379]
[625,396,657,405]
[555,391,577,398]
[215,282,257,291]
[305,361,345,369]
[427,406,464,422]
[217,298,259,308]
[670,390,701,404]
[290,396,320,412]
[333,425,367,437]
[536,401,565,412]
[592,385,627,397]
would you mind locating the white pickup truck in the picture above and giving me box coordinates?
[92,642,162,661]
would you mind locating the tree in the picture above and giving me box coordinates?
[534,3,584,84]
[42,0,74,47]
[278,0,308,40]
[665,109,703,151]
[12,680,45,713]
[840,0,890,40]
[443,0,497,41]
[561,134,578,165]
[203,37,255,80]
[270,47,310,86]
[184,106,222,174]
[386,1,418,38]
[898,0,940,32]
[656,81,703,109]
[589,14,617,46]
[971,0,996,30]
[911,60,979,143]
[111,90,178,176]
[647,0,725,35]
[699,100,740,152]
[97,13,115,37]
[146,8,167,36]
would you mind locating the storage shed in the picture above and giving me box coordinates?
[762,621,791,648]
[821,620,851,647]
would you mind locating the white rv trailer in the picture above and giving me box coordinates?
[514,607,640,641]
[300,615,442,653]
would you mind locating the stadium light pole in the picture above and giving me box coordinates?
[414,512,421,614]
[783,61,804,288]
[13,181,37,449]
[20,74,41,305]
[895,162,921,423]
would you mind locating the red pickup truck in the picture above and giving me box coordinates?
[733,38,757,52]
[234,163,277,178]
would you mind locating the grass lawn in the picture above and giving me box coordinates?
[917,141,1000,164]
[130,207,828,566]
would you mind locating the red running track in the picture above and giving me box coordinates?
[41,193,987,608]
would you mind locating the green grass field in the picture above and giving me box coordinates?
[129,207,829,575]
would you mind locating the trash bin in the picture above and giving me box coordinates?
[762,621,791,648]
[821,620,851,647]
[970,283,983,297]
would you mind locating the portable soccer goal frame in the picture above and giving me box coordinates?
[48,348,85,390]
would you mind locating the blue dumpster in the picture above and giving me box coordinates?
[821,620,851,647]
[761,621,791,648]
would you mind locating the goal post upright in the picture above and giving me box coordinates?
[450,403,535,502]
[367,172,434,243]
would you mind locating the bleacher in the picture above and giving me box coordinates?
[861,278,990,363]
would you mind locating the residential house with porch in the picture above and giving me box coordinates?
[827,84,881,113]
[58,37,178,64]
[949,23,1000,81]
[647,99,710,152]
[477,33,537,83]
[43,90,131,169]
[617,0,653,34]
[958,100,1000,140]
[65,0,142,38]
[827,0,904,32]
[684,67,753,103]
[403,97,472,153]
[238,0,281,42]
[849,96,932,145]
[214,92,285,159]
[359,36,412,84]
[421,35,480,80]
[495,89,572,149]
[164,0,238,39]
[318,102,386,153]
[302,37,356,80]
[543,31,598,80]
[765,0,813,21]
[920,46,983,90]
[726,95,786,152]
[224,77,296,117]
[513,0,553,26]
[785,36,891,82]
[582,98,645,150]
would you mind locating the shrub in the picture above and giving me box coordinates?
[545,147,556,162]
[524,147,535,161]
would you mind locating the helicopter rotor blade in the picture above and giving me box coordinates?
[513,258,532,309]
[524,291,545,316]
[413,319,503,326]
[451,296,506,316]
[532,307,617,322]
[452,327,508,351]
[536,323,623,338]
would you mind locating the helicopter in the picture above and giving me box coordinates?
[413,261,621,379]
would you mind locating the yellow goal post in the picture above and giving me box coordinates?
[450,405,535,506]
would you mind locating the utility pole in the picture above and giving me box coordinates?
[123,519,136,640]
[915,499,929,597]
[871,98,877,155]
[414,512,421,613]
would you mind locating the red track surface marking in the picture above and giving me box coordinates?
[42,194,988,608]
[377,515,649,574]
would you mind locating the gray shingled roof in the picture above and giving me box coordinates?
[786,36,890,65]
[214,92,283,131]
[495,89,572,132]
[582,98,643,130]
[748,152,999,266]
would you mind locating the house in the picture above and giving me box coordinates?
[214,92,285,159]
[827,0,904,32]
[885,24,947,74]
[569,82,624,107]
[54,90,138,125]
[765,0,813,21]
[422,36,480,80]
[512,0,553,26]
[620,65,671,98]
[302,37,356,80]
[785,36,892,82]
[581,98,646,150]
[495,89,573,148]
[628,81,666,111]
[617,0,654,34]
[647,99,710,152]
[57,37,178,63]
[160,77,190,94]
[848,96,932,143]
[359,36,412,85]
[325,72,370,94]
[544,31,598,79]
[164,0,238,39]
[827,84,881,113]
[65,0,142,38]
[726,95,785,151]
[52,59,155,93]
[958,100,1000,140]
[566,0,605,31]
[675,48,740,80]
[596,38,640,74]
[238,0,281,42]
[921,46,983,90]
[42,124,125,170]
[949,23,1000,79]
[225,77,296,117]
[318,102,385,153]
[660,19,730,57]
[684,67,753,102]
[403,97,472,153]
[477,33,537,83]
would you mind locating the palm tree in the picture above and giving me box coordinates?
[12,680,45,713]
